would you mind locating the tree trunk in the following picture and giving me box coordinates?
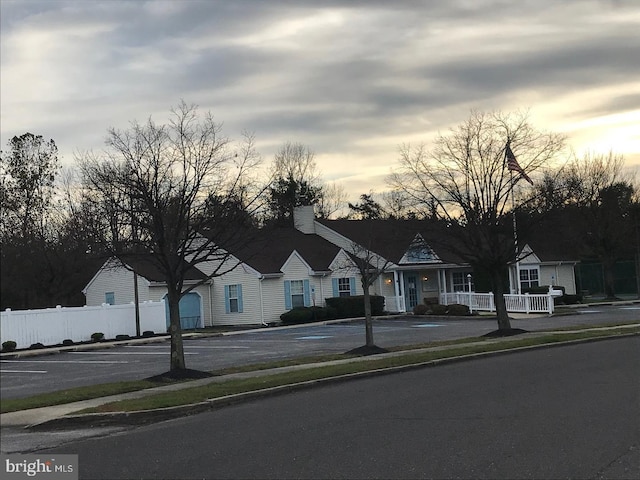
[166,286,186,371]
[363,286,374,347]
[491,270,512,330]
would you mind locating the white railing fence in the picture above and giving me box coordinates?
[1,301,166,350]
[384,295,406,313]
[440,289,558,314]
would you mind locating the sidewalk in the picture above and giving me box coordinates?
[2,324,638,430]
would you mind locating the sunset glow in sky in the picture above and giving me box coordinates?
[2,0,639,199]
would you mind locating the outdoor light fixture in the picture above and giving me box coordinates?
[385,278,393,285]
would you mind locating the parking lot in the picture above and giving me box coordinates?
[2,304,639,399]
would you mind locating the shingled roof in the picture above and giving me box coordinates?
[227,226,341,275]
[317,218,465,265]
[115,256,207,283]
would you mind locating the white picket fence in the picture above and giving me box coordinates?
[0,301,166,349]
[440,289,559,314]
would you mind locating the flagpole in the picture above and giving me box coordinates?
[510,169,521,295]
[506,141,521,295]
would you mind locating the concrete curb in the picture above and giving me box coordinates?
[25,330,639,431]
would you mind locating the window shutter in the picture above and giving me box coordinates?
[237,284,243,313]
[332,278,339,297]
[284,281,292,310]
[303,279,311,307]
[224,285,230,314]
[349,277,357,295]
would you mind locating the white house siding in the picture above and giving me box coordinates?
[540,264,577,294]
[210,265,262,326]
[260,277,287,325]
[84,264,150,306]
[314,222,356,253]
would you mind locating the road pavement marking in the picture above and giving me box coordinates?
[0,370,47,374]
[414,324,444,328]
[297,335,332,340]
[1,360,129,364]
[69,351,198,355]
[577,310,602,314]
[620,307,640,310]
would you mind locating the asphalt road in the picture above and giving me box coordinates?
[34,336,640,479]
[1,304,639,399]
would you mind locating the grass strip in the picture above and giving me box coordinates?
[0,380,158,414]
[80,327,639,414]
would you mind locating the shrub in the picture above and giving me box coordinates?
[447,303,470,316]
[429,304,448,315]
[29,342,45,349]
[523,285,566,295]
[2,340,17,352]
[558,294,582,305]
[413,304,428,315]
[62,339,74,346]
[280,306,337,325]
[280,307,313,325]
[142,330,155,337]
[115,334,131,341]
[91,332,104,342]
[325,295,385,319]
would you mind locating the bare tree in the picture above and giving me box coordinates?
[389,110,565,331]
[272,141,320,185]
[0,133,60,240]
[347,244,391,349]
[79,102,267,373]
[316,181,348,219]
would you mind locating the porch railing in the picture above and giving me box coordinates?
[440,290,556,314]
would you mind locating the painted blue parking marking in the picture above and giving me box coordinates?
[297,335,332,340]
[414,324,444,328]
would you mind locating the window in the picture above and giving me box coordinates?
[338,278,351,297]
[520,268,539,290]
[452,272,473,292]
[224,284,243,313]
[333,277,356,297]
[105,292,115,305]
[285,279,310,310]
[290,280,305,308]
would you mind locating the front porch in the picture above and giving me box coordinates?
[380,266,560,315]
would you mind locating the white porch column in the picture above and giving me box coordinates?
[393,270,406,313]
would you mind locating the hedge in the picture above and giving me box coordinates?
[280,306,337,325]
[325,295,385,319]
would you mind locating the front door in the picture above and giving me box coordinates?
[164,292,202,330]
[405,274,419,309]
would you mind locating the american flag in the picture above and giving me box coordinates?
[505,142,533,185]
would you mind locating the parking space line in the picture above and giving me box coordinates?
[126,345,250,349]
[69,352,198,355]
[0,370,47,374]
[1,360,129,364]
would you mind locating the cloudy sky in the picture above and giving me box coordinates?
[1,0,639,200]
